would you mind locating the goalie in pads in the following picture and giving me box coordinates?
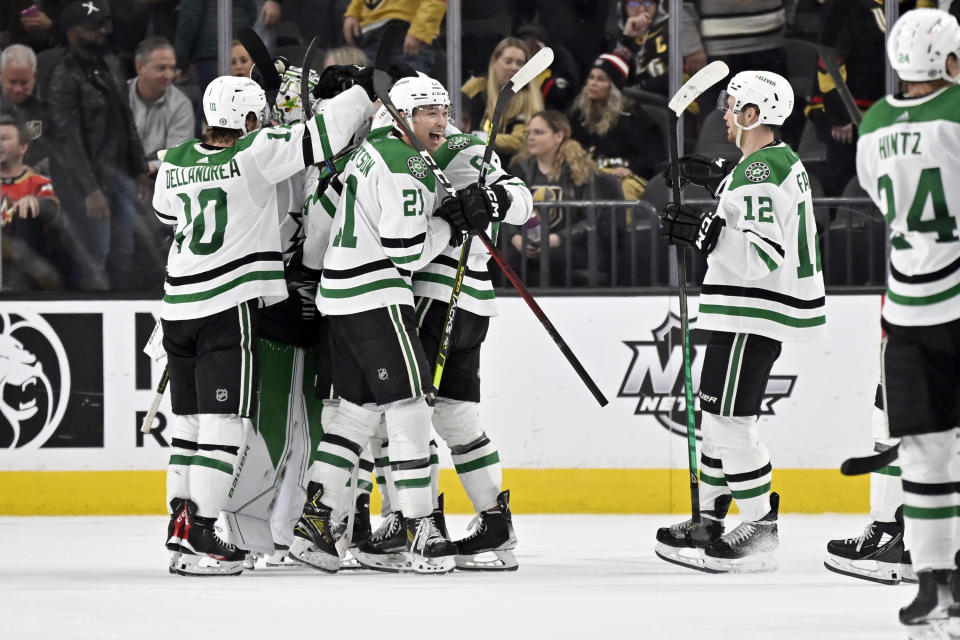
[655,69,826,574]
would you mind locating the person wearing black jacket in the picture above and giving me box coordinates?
[46,0,148,290]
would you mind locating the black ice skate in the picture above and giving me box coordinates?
[654,494,732,571]
[823,506,907,585]
[175,501,245,577]
[454,490,519,571]
[407,515,456,574]
[341,493,373,570]
[900,569,954,637]
[355,511,409,572]
[166,498,188,575]
[701,492,780,574]
[288,482,342,573]
[433,493,449,540]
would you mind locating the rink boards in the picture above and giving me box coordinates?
[0,295,880,515]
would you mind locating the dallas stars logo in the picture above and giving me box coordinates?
[617,313,796,438]
[407,156,428,179]
[745,161,771,183]
[447,135,471,151]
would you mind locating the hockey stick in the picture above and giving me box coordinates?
[841,443,899,476]
[300,36,320,121]
[140,366,169,434]
[817,0,863,126]
[665,60,730,522]
[432,47,555,392]
[238,27,282,107]
[372,26,606,406]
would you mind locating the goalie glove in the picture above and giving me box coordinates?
[664,154,731,197]
[435,184,511,246]
[659,202,725,257]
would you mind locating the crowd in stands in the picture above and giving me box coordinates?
[0,0,954,292]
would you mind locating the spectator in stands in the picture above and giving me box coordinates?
[514,22,580,113]
[568,50,666,199]
[47,0,148,291]
[128,37,195,177]
[507,110,624,286]
[342,0,446,75]
[323,45,369,68]
[175,0,257,98]
[611,0,706,97]
[0,115,61,290]
[1,1,69,52]
[527,0,619,80]
[462,37,545,168]
[231,39,254,78]
[0,44,53,172]
[803,0,887,196]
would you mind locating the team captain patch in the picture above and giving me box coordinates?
[407,156,428,179]
[745,161,771,183]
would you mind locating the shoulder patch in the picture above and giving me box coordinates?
[745,161,771,183]
[446,135,472,151]
[407,156,429,180]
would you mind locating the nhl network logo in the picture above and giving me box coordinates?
[0,312,70,448]
[617,313,796,438]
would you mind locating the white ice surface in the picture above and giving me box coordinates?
[0,514,914,640]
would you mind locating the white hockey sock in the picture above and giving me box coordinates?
[697,430,731,517]
[430,439,440,510]
[310,399,379,515]
[433,398,501,513]
[355,448,375,498]
[167,414,200,508]
[703,413,772,522]
[899,430,960,571]
[370,438,395,515]
[869,438,902,524]
[383,397,433,519]
[190,414,245,518]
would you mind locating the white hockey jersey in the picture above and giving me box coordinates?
[857,84,960,327]
[413,133,533,316]
[153,86,373,321]
[316,126,452,315]
[697,142,827,342]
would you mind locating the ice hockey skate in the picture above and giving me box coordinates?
[260,544,300,568]
[166,498,188,574]
[654,494,732,571]
[355,511,409,572]
[407,515,456,574]
[824,506,908,585]
[454,490,518,571]
[701,492,779,574]
[340,493,373,570]
[900,569,956,639]
[174,501,245,577]
[288,482,342,573]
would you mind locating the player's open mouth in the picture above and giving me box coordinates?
[429,132,443,144]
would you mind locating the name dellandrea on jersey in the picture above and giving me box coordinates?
[153,85,373,321]
[413,133,533,316]
[697,142,827,342]
[857,84,960,327]
[317,126,452,315]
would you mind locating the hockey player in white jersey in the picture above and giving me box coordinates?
[289,74,459,574]
[655,70,826,573]
[152,74,376,576]
[856,8,960,632]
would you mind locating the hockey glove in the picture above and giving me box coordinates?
[659,203,725,257]
[349,66,377,102]
[315,64,356,99]
[664,154,731,196]
[435,184,511,243]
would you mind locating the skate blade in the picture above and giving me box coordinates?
[455,549,519,571]
[339,547,367,570]
[823,556,901,585]
[168,552,181,575]
[288,538,340,574]
[355,550,412,573]
[905,619,953,640]
[701,551,778,574]
[174,554,243,577]
[902,563,919,584]
[261,553,302,569]
[654,543,712,572]
[412,553,455,574]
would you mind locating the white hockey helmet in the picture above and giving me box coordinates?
[388,73,450,131]
[203,76,268,130]
[719,70,794,128]
[274,65,321,125]
[887,8,960,83]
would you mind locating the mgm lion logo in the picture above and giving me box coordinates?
[745,161,771,183]
[407,156,429,180]
[0,312,70,448]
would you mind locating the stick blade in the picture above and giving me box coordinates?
[375,20,407,72]
[667,60,729,117]
[509,47,554,93]
[300,36,320,119]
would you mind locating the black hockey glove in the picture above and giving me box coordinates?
[664,154,731,196]
[316,65,358,100]
[659,203,725,257]
[435,184,511,244]
[284,249,322,321]
[349,66,377,102]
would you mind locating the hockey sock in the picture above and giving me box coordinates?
[311,399,379,515]
[433,398,502,513]
[370,438,394,515]
[190,414,245,518]
[870,440,902,523]
[383,397,433,519]
[899,430,960,572]
[167,414,200,506]
[697,428,732,517]
[430,440,440,510]
[355,449,375,498]
[703,412,772,522]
